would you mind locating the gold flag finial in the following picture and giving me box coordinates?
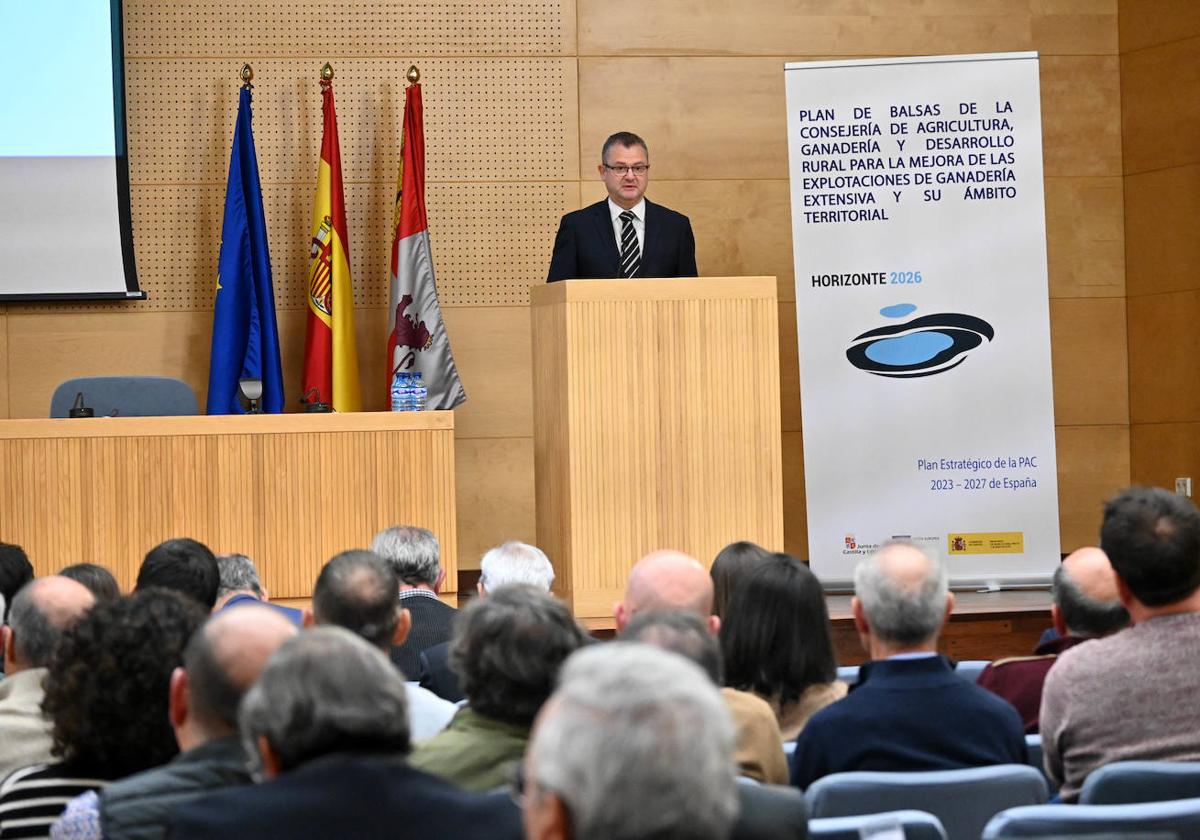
[321,63,334,82]
[407,65,420,84]
[240,63,254,88]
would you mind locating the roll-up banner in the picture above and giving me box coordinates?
[784,52,1060,588]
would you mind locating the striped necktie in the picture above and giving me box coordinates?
[618,210,641,278]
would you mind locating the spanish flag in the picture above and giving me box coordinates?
[301,67,361,412]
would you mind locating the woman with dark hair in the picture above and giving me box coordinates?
[57,563,121,603]
[719,553,846,741]
[0,589,206,839]
[710,541,770,620]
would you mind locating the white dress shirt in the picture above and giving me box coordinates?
[608,197,646,255]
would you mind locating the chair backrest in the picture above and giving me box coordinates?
[1080,761,1200,805]
[1023,734,1057,795]
[836,665,860,687]
[953,660,990,682]
[809,809,947,840]
[50,376,199,418]
[732,782,808,840]
[982,797,1200,838]
[805,764,1048,840]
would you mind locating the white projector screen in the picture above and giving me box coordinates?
[0,0,143,300]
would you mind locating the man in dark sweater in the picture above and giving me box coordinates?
[371,525,456,679]
[790,541,1026,790]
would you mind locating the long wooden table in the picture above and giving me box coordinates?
[0,412,457,599]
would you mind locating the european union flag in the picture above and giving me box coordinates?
[206,85,284,414]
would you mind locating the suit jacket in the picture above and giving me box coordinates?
[547,199,698,282]
[976,635,1085,733]
[789,655,1026,791]
[168,753,522,840]
[417,640,465,703]
[390,593,456,680]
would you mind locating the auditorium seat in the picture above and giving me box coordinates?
[1079,760,1200,805]
[50,376,199,418]
[835,665,860,686]
[808,810,947,840]
[804,764,1048,840]
[981,798,1200,838]
[953,660,990,682]
[1023,734,1056,794]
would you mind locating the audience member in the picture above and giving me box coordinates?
[0,590,205,839]
[136,539,220,610]
[57,564,120,603]
[410,586,588,791]
[0,542,34,622]
[419,540,555,703]
[1042,487,1200,801]
[307,550,455,741]
[978,546,1128,732]
[710,540,770,620]
[613,549,787,783]
[521,643,738,840]
[168,628,522,839]
[371,525,455,678]
[0,578,95,782]
[213,553,302,624]
[621,610,787,784]
[721,553,846,741]
[50,605,297,840]
[790,541,1025,789]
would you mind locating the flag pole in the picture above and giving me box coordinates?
[407,65,420,85]
[240,63,253,89]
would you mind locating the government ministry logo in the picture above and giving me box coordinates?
[846,303,994,378]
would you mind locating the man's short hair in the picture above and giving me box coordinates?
[450,585,587,727]
[1052,563,1129,637]
[479,541,555,592]
[216,554,264,599]
[239,627,411,777]
[1101,486,1200,607]
[854,541,948,645]
[529,643,738,840]
[311,550,400,650]
[0,543,34,622]
[619,610,722,684]
[370,526,441,588]
[58,563,121,602]
[601,131,648,164]
[137,538,221,609]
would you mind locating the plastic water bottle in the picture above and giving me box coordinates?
[390,371,412,412]
[411,372,427,412]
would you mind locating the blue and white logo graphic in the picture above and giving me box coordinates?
[846,304,994,378]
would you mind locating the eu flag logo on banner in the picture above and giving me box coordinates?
[207,83,284,414]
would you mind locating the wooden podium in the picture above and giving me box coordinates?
[532,277,784,626]
[0,412,457,601]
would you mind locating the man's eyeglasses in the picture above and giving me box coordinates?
[604,164,649,176]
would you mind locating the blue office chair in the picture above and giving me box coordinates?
[1080,760,1200,805]
[805,765,1048,840]
[982,797,1200,837]
[809,809,947,839]
[835,665,860,687]
[1023,734,1056,794]
[953,660,990,682]
[50,376,199,418]
[733,781,808,840]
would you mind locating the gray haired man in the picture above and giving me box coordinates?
[214,554,302,625]
[521,643,738,840]
[790,541,1025,789]
[372,525,455,678]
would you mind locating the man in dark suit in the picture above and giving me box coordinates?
[371,525,456,679]
[790,541,1026,790]
[547,131,698,282]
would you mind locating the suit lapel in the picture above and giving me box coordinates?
[588,201,622,275]
[640,200,659,278]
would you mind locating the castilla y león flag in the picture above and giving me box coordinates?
[387,80,466,410]
[302,71,362,412]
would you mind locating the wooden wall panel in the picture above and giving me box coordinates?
[1131,423,1200,487]
[455,437,536,571]
[1128,290,1200,424]
[1125,164,1200,297]
[0,311,7,419]
[1119,0,1200,51]
[1044,177,1125,298]
[1120,36,1200,174]
[442,307,535,440]
[1039,56,1122,177]
[1049,298,1128,427]
[1056,425,1131,550]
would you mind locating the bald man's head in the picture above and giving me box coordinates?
[614,550,716,633]
[853,541,951,649]
[3,576,95,672]
[1053,547,1129,638]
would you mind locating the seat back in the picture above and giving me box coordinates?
[1080,761,1200,805]
[1023,734,1057,795]
[805,765,1048,840]
[835,665,860,687]
[732,782,808,840]
[953,660,990,682]
[982,797,1200,838]
[809,809,947,840]
[50,376,199,418]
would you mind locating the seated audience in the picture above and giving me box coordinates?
[419,540,556,702]
[790,541,1025,789]
[168,628,522,839]
[621,610,788,784]
[57,564,120,603]
[614,549,788,783]
[50,605,297,840]
[0,590,206,839]
[1042,487,1200,801]
[720,552,846,740]
[710,540,770,620]
[521,643,738,840]
[307,550,455,741]
[978,546,1128,732]
[136,539,220,610]
[213,553,302,624]
[371,525,455,678]
[410,585,588,791]
[0,578,95,782]
[0,542,34,622]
